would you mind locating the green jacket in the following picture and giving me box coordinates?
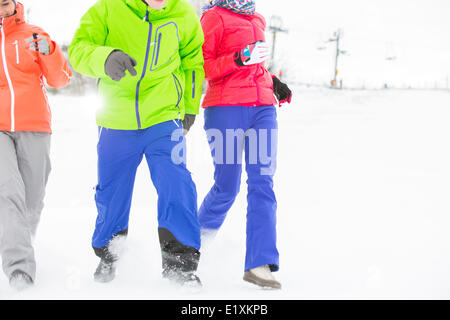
[68,0,205,130]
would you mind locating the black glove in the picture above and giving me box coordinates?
[105,50,138,82]
[272,76,292,102]
[182,114,196,135]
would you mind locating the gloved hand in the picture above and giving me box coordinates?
[272,76,292,106]
[26,34,51,55]
[105,50,138,82]
[182,114,196,135]
[234,41,270,66]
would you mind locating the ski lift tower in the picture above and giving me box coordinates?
[328,29,348,88]
[268,15,288,74]
[384,42,397,89]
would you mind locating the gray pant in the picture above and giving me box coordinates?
[0,131,51,281]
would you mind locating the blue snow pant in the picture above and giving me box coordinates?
[198,105,279,272]
[92,120,200,255]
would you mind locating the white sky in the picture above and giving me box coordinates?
[20,0,450,88]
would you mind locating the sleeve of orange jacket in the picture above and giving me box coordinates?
[201,10,240,82]
[35,30,72,88]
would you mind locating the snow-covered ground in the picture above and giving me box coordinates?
[1,87,450,299]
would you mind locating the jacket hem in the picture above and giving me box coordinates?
[96,112,184,130]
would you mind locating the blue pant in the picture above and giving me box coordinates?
[198,105,279,271]
[92,120,200,251]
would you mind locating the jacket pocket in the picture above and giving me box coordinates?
[150,22,180,71]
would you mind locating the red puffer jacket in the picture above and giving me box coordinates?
[200,6,277,108]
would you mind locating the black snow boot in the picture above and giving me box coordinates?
[159,228,201,287]
[94,259,116,283]
[93,229,128,283]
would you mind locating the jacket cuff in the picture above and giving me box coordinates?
[234,51,244,67]
[184,105,199,115]
[91,46,118,78]
[48,39,56,55]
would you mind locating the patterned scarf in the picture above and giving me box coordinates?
[203,0,256,15]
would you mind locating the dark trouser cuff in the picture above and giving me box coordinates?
[92,228,128,262]
[158,228,200,273]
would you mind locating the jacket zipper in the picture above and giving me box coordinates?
[135,8,152,129]
[13,40,19,64]
[251,21,260,106]
[1,19,16,132]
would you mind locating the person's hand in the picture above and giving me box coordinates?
[105,50,137,82]
[26,34,51,55]
[272,76,292,106]
[182,114,196,135]
[234,41,270,66]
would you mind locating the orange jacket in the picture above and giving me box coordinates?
[0,2,71,133]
